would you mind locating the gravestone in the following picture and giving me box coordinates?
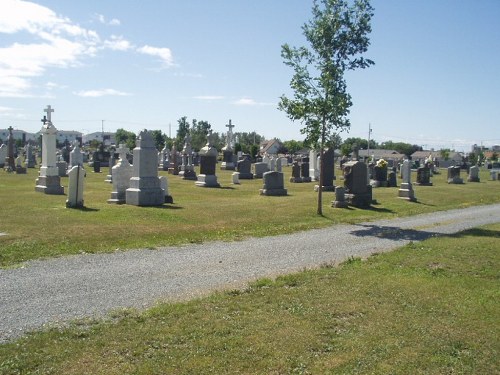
[232,172,240,184]
[221,119,235,170]
[126,131,165,206]
[467,165,480,182]
[168,144,179,175]
[314,148,336,192]
[387,170,397,187]
[160,145,170,171]
[309,149,319,181]
[371,165,388,187]
[35,106,64,195]
[236,158,253,179]
[69,140,83,168]
[259,171,287,196]
[276,157,283,172]
[4,126,15,172]
[331,186,348,208]
[105,148,116,183]
[66,165,85,208]
[490,170,498,181]
[300,158,311,182]
[415,165,433,186]
[108,144,133,204]
[0,144,7,168]
[179,134,197,180]
[195,132,220,187]
[25,144,36,168]
[343,160,372,207]
[398,159,416,201]
[56,161,68,177]
[159,176,174,203]
[289,160,302,183]
[15,155,26,174]
[447,166,463,184]
[253,162,269,178]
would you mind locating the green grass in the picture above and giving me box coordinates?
[1,223,498,374]
[0,166,499,267]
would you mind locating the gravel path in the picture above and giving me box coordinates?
[1,203,500,342]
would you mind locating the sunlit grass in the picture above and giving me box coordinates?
[0,166,498,267]
[1,223,498,374]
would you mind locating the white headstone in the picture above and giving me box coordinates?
[66,165,85,208]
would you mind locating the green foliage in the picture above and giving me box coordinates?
[175,116,190,150]
[379,140,422,156]
[279,0,374,214]
[282,139,304,154]
[190,119,212,151]
[115,128,136,149]
[440,148,451,161]
[149,130,166,150]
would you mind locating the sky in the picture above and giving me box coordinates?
[0,0,499,152]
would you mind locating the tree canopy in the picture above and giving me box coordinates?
[279,0,374,214]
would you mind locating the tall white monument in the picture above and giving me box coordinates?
[35,105,64,195]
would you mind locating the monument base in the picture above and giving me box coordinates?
[107,191,126,204]
[398,183,416,201]
[195,174,220,188]
[447,177,463,184]
[125,188,165,206]
[220,162,235,170]
[179,169,197,180]
[238,172,254,179]
[35,175,64,195]
[467,177,480,183]
[345,192,373,208]
[314,185,335,192]
[259,188,287,196]
[16,167,27,174]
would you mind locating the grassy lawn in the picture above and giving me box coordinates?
[0,166,499,267]
[0,223,498,374]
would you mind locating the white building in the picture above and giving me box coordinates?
[83,132,116,145]
[56,130,82,144]
[0,128,37,144]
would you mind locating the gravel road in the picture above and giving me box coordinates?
[1,203,499,343]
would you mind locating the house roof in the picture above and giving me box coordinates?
[358,149,405,160]
[411,150,463,160]
[260,138,282,154]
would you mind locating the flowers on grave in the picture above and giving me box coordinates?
[376,158,388,169]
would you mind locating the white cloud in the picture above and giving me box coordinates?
[137,45,174,67]
[104,35,132,51]
[233,97,275,106]
[0,1,173,97]
[94,13,121,26]
[73,88,131,97]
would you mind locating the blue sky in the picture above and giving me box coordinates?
[1,0,499,152]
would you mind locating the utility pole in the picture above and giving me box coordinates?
[367,123,372,162]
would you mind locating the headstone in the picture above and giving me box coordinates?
[490,170,498,181]
[398,159,416,201]
[35,106,64,195]
[105,148,116,183]
[331,186,348,208]
[447,166,463,184]
[126,131,165,206]
[179,134,197,180]
[221,119,236,170]
[0,144,7,168]
[168,144,179,175]
[195,131,220,187]
[232,172,240,184]
[343,160,372,207]
[415,165,433,186]
[269,156,276,172]
[467,165,480,182]
[56,161,68,177]
[236,158,253,179]
[69,140,83,168]
[4,126,15,172]
[15,155,27,174]
[159,176,173,203]
[253,162,269,178]
[371,164,388,187]
[25,144,36,168]
[108,144,133,204]
[276,157,283,172]
[160,145,170,171]
[300,158,311,182]
[314,148,336,192]
[66,165,85,208]
[309,150,319,181]
[387,170,397,187]
[259,171,287,196]
[289,160,302,183]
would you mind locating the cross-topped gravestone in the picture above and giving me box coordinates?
[44,105,54,123]
[116,144,129,160]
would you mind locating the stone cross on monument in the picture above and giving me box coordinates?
[225,119,235,149]
[41,115,47,125]
[44,105,54,123]
[115,144,129,160]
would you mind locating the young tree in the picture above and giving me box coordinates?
[279,0,374,215]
